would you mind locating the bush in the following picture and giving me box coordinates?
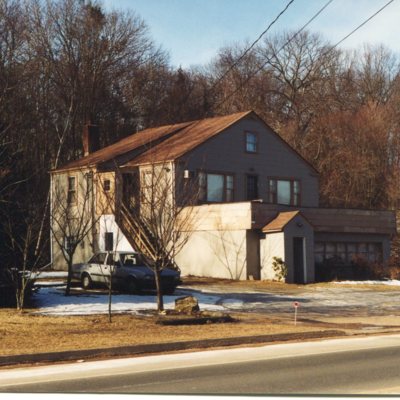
[271,257,288,282]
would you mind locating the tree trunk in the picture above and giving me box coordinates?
[65,261,72,296]
[108,274,113,323]
[154,264,164,313]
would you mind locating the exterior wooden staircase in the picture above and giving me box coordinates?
[117,202,179,271]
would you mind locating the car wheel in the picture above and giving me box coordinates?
[81,273,92,290]
[128,279,139,294]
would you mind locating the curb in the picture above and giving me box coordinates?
[0,330,345,367]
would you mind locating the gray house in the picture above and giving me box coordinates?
[51,111,396,283]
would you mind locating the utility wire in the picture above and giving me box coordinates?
[214,0,395,112]
[214,0,334,111]
[327,0,395,52]
[211,0,296,92]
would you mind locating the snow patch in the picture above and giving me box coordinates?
[33,287,224,316]
[32,271,68,279]
[334,280,400,286]
[221,299,244,309]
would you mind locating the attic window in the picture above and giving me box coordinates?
[103,179,111,192]
[245,132,258,153]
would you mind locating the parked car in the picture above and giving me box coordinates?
[72,251,181,294]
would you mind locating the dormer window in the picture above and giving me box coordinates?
[245,132,258,153]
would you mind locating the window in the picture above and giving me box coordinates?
[246,175,258,200]
[141,170,153,204]
[245,132,257,153]
[268,178,300,206]
[64,235,77,252]
[103,179,111,192]
[198,172,234,203]
[314,242,382,265]
[67,176,76,204]
[104,232,114,251]
[89,253,107,264]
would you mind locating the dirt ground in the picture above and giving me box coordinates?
[2,277,400,357]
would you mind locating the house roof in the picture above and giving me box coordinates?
[123,111,254,167]
[262,211,304,233]
[52,121,193,172]
[53,110,319,175]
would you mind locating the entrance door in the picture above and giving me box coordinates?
[293,237,306,284]
[122,172,139,212]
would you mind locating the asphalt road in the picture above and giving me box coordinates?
[2,334,400,395]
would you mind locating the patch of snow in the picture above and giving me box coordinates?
[33,287,224,316]
[35,281,65,287]
[334,280,400,286]
[221,299,244,309]
[32,271,68,279]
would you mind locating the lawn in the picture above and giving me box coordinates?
[0,309,320,357]
[2,276,400,358]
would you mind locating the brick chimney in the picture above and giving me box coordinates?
[82,122,100,156]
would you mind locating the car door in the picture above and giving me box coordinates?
[98,253,114,284]
[88,253,107,283]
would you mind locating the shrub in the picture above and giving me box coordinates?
[271,257,288,282]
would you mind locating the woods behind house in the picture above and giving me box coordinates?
[2,0,400,273]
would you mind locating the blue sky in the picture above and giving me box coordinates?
[102,0,400,68]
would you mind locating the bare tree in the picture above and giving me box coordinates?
[118,162,199,312]
[98,178,123,323]
[50,169,101,295]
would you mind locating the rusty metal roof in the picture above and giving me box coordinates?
[122,111,254,167]
[53,110,318,175]
[262,211,302,233]
[52,121,193,172]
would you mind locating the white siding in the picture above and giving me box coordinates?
[99,215,134,252]
[260,232,285,281]
[176,229,248,280]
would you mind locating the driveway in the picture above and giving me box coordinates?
[34,273,400,329]
[180,279,400,326]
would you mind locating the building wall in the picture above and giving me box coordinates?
[260,232,285,281]
[179,115,319,207]
[51,169,96,270]
[99,215,134,253]
[175,229,248,280]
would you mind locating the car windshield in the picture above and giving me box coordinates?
[118,253,146,267]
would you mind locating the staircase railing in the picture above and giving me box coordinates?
[117,202,179,270]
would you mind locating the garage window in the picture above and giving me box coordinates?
[314,242,382,264]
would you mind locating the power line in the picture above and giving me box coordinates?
[328,0,395,52]
[211,0,296,91]
[214,0,334,111]
[214,0,395,112]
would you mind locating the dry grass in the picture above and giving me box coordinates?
[3,277,400,358]
[0,309,321,357]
